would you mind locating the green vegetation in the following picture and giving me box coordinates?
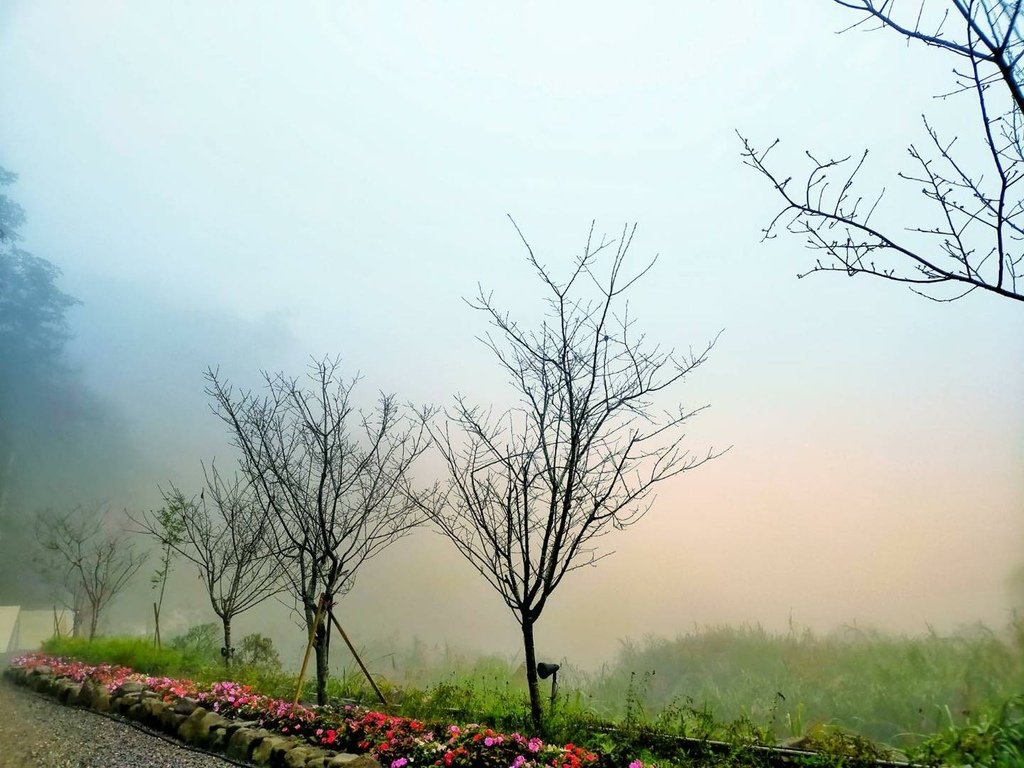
[581,622,1024,748]
[914,695,1024,767]
[42,635,214,677]
[40,620,1024,766]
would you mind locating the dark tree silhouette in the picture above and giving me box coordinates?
[424,221,724,728]
[741,0,1024,304]
[206,358,430,704]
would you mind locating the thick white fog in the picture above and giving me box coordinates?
[0,1,1021,670]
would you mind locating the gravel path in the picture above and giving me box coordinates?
[0,673,243,768]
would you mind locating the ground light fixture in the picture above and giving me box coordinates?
[536,661,560,711]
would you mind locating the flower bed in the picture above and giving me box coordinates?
[10,653,633,768]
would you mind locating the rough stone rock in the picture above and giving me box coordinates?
[198,710,227,739]
[56,681,81,704]
[173,696,200,715]
[113,691,143,714]
[138,697,168,726]
[207,723,230,750]
[225,718,260,736]
[325,755,381,768]
[177,706,211,743]
[29,665,53,678]
[29,673,53,693]
[298,748,331,768]
[226,727,265,761]
[250,734,289,765]
[91,688,112,712]
[159,706,188,731]
[114,681,146,695]
[269,736,299,767]
[283,747,318,768]
[78,680,101,707]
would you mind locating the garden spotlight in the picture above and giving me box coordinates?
[536,662,560,711]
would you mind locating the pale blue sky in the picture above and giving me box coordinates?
[1,1,1021,664]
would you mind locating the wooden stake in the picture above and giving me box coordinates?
[327,608,388,707]
[292,593,328,707]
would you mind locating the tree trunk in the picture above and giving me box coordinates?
[71,594,84,638]
[153,602,161,649]
[313,618,330,705]
[88,604,99,640]
[222,615,233,669]
[522,616,542,730]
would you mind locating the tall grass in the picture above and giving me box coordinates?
[579,622,1024,748]
[40,636,215,677]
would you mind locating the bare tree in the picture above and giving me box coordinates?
[132,465,280,668]
[146,498,184,649]
[740,0,1024,303]
[206,358,430,704]
[35,507,146,640]
[33,542,87,638]
[424,222,724,728]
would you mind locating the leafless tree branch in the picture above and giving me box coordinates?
[740,0,1024,303]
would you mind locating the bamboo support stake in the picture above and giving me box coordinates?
[292,593,328,707]
[327,608,388,707]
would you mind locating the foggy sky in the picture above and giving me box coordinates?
[1,1,1022,668]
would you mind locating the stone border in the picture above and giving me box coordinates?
[3,664,380,768]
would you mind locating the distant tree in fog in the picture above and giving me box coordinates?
[0,168,80,378]
[0,167,134,607]
[0,166,80,530]
[740,0,1024,303]
[35,506,146,640]
[132,465,281,668]
[423,221,725,727]
[206,358,430,703]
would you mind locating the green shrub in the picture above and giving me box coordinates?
[237,633,281,670]
[168,623,220,666]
